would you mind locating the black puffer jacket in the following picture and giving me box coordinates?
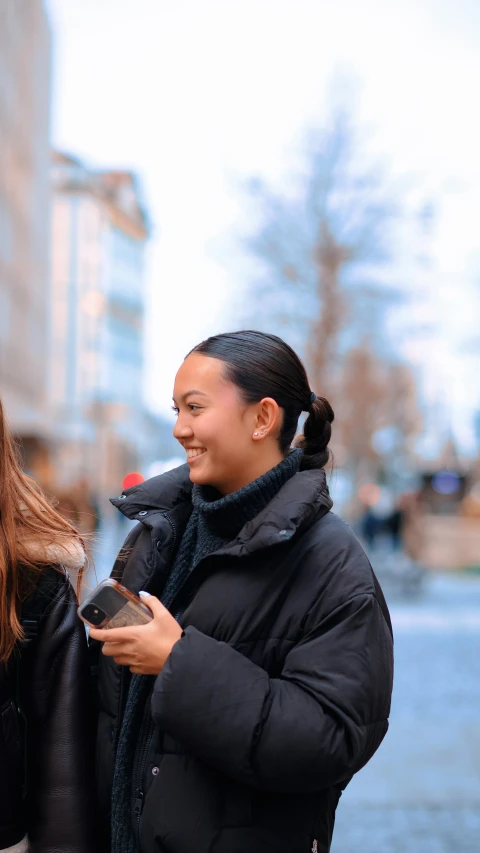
[0,564,98,853]
[96,465,393,853]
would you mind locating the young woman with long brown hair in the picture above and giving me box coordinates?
[0,400,97,853]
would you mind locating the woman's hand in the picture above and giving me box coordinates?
[89,594,182,675]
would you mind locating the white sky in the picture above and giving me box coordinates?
[46,0,480,451]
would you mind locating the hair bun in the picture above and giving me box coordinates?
[315,396,334,424]
[295,395,334,470]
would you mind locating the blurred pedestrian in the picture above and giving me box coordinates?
[0,400,98,853]
[386,502,405,551]
[400,490,425,560]
[361,505,379,549]
[56,477,101,536]
[91,331,394,853]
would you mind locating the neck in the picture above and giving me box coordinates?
[192,448,303,540]
[217,447,285,496]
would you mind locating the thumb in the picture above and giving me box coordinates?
[138,591,165,617]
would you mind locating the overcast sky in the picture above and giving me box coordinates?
[46,0,480,452]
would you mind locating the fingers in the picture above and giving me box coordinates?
[101,642,128,658]
[103,645,137,666]
[88,627,108,642]
[89,626,136,643]
[138,592,165,618]
[114,655,137,666]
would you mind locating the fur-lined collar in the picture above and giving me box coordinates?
[18,500,86,570]
[21,537,86,571]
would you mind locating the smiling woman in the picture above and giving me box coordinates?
[92,330,394,853]
[172,353,287,494]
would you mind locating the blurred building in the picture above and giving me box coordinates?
[0,0,52,477]
[49,150,169,502]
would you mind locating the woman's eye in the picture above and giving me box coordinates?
[171,404,201,415]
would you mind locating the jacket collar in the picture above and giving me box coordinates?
[20,536,85,571]
[230,467,332,555]
[18,500,86,570]
[110,464,193,519]
[112,463,332,554]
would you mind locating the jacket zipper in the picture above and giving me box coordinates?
[132,693,155,845]
[163,512,177,564]
[130,512,223,835]
[130,512,177,839]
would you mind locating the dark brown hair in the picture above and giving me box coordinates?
[190,330,334,469]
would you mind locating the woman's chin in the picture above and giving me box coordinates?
[188,465,210,485]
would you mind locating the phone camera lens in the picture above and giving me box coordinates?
[82,603,107,626]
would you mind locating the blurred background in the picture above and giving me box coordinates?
[1,0,480,849]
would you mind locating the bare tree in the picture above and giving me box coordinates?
[336,343,422,490]
[385,362,423,458]
[337,341,388,487]
[236,89,433,492]
[243,98,400,397]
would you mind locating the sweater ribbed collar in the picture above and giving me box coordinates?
[191,449,303,541]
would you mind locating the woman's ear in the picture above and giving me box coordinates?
[253,398,280,439]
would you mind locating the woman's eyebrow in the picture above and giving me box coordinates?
[173,390,209,403]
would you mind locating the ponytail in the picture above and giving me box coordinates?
[295,396,334,470]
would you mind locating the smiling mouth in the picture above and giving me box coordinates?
[186,448,207,460]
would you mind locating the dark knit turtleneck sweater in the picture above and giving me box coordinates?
[111,449,303,853]
[162,448,303,608]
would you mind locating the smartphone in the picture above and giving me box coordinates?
[78,579,153,629]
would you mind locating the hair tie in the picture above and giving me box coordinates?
[303,391,316,412]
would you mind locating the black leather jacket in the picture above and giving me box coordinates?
[0,566,98,853]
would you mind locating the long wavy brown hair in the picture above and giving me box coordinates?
[0,400,85,663]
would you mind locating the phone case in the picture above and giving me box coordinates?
[78,578,153,629]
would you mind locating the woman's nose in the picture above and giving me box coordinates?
[173,417,193,440]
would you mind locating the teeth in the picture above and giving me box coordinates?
[187,448,206,459]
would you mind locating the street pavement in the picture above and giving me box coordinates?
[331,572,480,853]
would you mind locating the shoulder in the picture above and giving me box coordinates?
[21,566,76,626]
[20,534,85,573]
[32,564,73,596]
[309,510,365,550]
[19,565,87,660]
[296,511,377,599]
[19,534,84,611]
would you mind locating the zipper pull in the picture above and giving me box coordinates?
[312,841,318,853]
[134,791,144,815]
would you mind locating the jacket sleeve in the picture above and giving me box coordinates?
[21,572,100,853]
[151,592,393,792]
